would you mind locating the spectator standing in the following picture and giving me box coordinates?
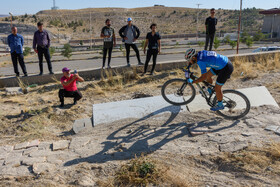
[100,19,116,69]
[205,8,218,51]
[119,18,143,67]
[142,23,161,75]
[33,22,53,75]
[59,67,84,107]
[7,27,28,77]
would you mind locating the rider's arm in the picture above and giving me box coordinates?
[193,61,207,83]
[193,73,208,83]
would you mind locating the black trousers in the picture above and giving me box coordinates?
[125,43,141,64]
[144,49,158,73]
[205,33,215,51]
[103,47,113,67]
[59,89,82,103]
[37,46,53,73]
[11,52,27,75]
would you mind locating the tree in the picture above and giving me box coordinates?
[240,32,250,43]
[61,44,72,59]
[23,47,31,56]
[253,30,265,41]
[49,47,56,59]
[213,37,220,50]
[223,35,231,44]
[79,40,84,46]
[245,37,254,48]
[229,40,237,49]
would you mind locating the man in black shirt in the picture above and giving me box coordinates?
[101,19,116,69]
[142,23,161,75]
[205,8,218,51]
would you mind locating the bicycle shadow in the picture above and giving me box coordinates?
[64,107,240,166]
[64,105,192,166]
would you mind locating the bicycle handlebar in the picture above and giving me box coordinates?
[182,66,214,87]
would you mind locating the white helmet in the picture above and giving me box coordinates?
[185,48,196,62]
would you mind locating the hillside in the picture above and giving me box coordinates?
[0,6,264,40]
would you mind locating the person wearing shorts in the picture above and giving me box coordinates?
[185,49,234,111]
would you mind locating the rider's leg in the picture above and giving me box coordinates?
[210,83,224,111]
[206,69,217,84]
[215,84,223,101]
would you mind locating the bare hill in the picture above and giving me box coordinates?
[0,6,264,40]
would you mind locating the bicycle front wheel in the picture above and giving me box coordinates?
[213,90,251,120]
[161,79,196,106]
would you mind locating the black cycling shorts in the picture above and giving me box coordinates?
[210,62,234,86]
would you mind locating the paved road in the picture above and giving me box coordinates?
[0,48,253,77]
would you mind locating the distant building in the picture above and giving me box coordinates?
[259,8,280,38]
[154,5,165,7]
[51,0,59,10]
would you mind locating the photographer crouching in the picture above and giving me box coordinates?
[59,67,84,107]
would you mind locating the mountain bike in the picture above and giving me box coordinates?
[161,67,251,120]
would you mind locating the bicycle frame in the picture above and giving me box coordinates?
[184,67,216,107]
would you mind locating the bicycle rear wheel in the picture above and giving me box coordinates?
[213,90,251,120]
[161,79,196,106]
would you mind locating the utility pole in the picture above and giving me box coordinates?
[196,4,202,41]
[9,12,13,28]
[271,14,276,38]
[236,0,242,54]
[90,12,92,49]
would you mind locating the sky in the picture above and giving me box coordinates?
[0,0,279,15]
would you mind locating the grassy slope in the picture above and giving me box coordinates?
[0,7,264,40]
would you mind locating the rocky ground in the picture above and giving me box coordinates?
[0,105,280,186]
[0,68,279,186]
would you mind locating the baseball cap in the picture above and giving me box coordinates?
[127,17,132,22]
[62,67,71,72]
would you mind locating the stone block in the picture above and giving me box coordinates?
[52,140,70,151]
[73,118,93,134]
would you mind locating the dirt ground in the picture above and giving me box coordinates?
[0,62,280,186]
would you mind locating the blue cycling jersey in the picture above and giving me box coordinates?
[197,50,228,74]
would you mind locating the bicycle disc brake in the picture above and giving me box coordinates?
[225,100,237,112]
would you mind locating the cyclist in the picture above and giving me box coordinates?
[185,48,234,111]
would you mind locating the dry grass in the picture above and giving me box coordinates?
[98,154,195,187]
[216,143,280,174]
[17,77,28,94]
[232,53,280,80]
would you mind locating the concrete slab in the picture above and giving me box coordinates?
[238,86,279,108]
[93,95,185,126]
[73,118,93,134]
[265,125,279,132]
[92,86,278,126]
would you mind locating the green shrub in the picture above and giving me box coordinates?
[253,30,265,41]
[61,44,73,59]
[229,40,237,49]
[245,37,254,48]
[214,37,220,50]
[198,41,205,49]
[223,35,231,44]
[23,47,31,56]
[49,47,56,59]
